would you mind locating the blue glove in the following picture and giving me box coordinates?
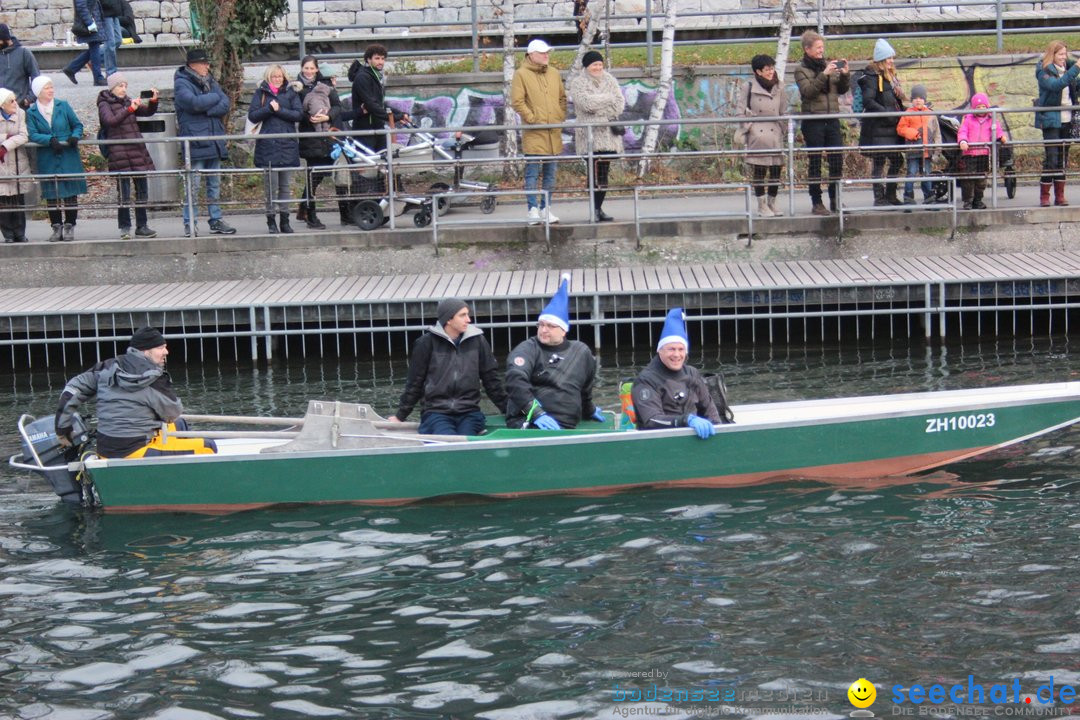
[686,414,715,439]
[591,407,605,423]
[533,414,561,431]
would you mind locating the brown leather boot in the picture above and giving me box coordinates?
[1040,182,1052,207]
[1054,179,1069,206]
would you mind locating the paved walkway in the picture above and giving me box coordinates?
[5,178,1041,245]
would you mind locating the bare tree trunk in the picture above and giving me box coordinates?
[773,0,798,84]
[636,0,677,177]
[497,0,519,180]
[567,0,601,89]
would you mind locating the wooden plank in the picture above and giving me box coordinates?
[377,274,411,300]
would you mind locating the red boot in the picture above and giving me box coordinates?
[1040,182,1052,207]
[1054,179,1069,206]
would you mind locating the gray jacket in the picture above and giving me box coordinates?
[56,347,183,456]
[0,39,40,107]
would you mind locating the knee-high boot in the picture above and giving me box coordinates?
[1054,179,1069,206]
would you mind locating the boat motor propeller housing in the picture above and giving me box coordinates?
[18,414,91,504]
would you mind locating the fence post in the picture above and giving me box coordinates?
[645,0,654,70]
[182,139,196,239]
[471,0,480,73]
[995,0,1003,53]
[298,0,306,63]
[816,0,824,36]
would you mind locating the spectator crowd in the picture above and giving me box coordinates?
[0,13,1077,244]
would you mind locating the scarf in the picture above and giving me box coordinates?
[802,55,826,73]
[35,98,54,126]
[755,73,778,91]
[267,82,281,96]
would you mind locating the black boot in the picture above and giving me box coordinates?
[971,179,987,210]
[884,182,904,206]
[266,214,279,234]
[594,207,614,222]
[278,212,294,234]
[306,204,326,230]
[336,187,352,224]
[872,184,888,207]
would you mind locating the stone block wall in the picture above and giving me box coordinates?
[0,0,1053,46]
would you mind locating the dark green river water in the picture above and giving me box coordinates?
[0,338,1077,719]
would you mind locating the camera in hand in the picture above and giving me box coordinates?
[835,60,847,69]
[140,90,154,99]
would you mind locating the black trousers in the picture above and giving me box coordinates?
[750,165,781,196]
[116,175,149,229]
[801,118,843,203]
[1041,126,1068,183]
[46,197,78,226]
[590,150,615,208]
[0,194,26,241]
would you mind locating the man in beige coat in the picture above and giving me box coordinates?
[511,38,567,225]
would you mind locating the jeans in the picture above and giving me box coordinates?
[418,410,487,436]
[100,16,122,76]
[117,175,148,229]
[263,167,294,213]
[904,156,934,199]
[1041,126,1068,183]
[801,118,843,203]
[64,42,104,82]
[182,157,223,224]
[524,155,557,209]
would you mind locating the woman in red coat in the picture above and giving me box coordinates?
[97,71,159,238]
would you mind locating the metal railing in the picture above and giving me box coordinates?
[1,102,1070,246]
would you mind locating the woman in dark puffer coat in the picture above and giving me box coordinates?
[97,71,158,238]
[295,55,343,229]
[248,64,303,234]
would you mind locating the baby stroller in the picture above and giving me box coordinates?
[330,134,436,230]
[933,112,1016,202]
[394,121,501,228]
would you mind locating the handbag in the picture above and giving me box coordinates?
[243,116,262,137]
[732,126,748,149]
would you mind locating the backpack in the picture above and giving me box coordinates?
[851,70,865,114]
[96,125,109,159]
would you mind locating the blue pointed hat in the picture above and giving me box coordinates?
[538,273,571,332]
[656,308,689,351]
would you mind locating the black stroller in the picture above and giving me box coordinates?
[934,113,1016,202]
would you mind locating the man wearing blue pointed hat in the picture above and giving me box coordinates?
[631,308,721,438]
[505,274,604,430]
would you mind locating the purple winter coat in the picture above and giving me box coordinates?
[97,90,157,172]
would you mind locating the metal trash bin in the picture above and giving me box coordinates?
[136,112,179,205]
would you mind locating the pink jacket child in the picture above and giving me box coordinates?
[957,93,1008,157]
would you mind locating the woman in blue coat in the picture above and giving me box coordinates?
[248,64,302,234]
[25,76,88,242]
[1034,40,1080,207]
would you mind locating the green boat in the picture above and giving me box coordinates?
[11,382,1080,514]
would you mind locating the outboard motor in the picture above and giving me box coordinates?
[15,414,91,504]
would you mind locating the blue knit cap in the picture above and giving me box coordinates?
[873,38,896,62]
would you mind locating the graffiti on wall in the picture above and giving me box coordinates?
[343,81,682,153]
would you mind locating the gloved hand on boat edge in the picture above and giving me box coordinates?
[686,414,716,439]
[533,414,561,431]
[591,407,605,423]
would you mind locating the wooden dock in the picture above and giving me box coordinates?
[2,251,1078,369]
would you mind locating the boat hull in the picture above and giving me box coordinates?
[81,383,1080,513]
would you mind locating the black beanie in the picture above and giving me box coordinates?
[0,25,11,42]
[582,50,603,69]
[130,326,166,350]
[436,298,468,327]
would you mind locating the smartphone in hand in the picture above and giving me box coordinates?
[140,90,154,99]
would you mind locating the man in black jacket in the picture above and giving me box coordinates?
[350,43,408,154]
[388,298,507,436]
[0,24,40,108]
[504,275,604,430]
[631,308,722,439]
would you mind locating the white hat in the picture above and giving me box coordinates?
[526,39,552,54]
[31,75,53,99]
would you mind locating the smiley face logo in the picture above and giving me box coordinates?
[848,678,876,708]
